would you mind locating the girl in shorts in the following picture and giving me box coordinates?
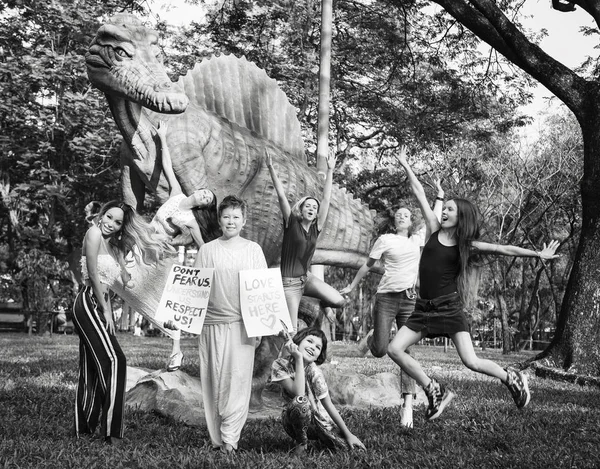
[387,146,559,421]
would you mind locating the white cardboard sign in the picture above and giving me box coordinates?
[155,265,214,335]
[239,268,292,337]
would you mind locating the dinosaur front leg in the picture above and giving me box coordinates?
[120,147,146,211]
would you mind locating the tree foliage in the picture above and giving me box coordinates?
[0,0,145,306]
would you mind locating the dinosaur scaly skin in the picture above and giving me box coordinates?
[86,14,375,269]
[86,13,378,411]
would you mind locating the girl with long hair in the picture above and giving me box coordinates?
[152,121,221,371]
[270,327,365,454]
[387,146,559,423]
[74,200,166,445]
[266,149,345,335]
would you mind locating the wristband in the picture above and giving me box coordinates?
[436,196,444,202]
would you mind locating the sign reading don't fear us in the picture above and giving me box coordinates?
[155,265,214,335]
[239,268,292,337]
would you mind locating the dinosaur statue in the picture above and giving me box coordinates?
[86,14,376,408]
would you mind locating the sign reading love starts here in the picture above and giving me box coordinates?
[239,268,292,337]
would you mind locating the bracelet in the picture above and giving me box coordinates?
[436,196,444,201]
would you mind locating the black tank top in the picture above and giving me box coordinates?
[280,216,320,277]
[419,231,459,299]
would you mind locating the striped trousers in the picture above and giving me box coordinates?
[73,285,127,439]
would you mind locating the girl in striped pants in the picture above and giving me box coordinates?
[74,201,166,444]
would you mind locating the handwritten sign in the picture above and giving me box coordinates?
[239,268,292,337]
[155,265,214,335]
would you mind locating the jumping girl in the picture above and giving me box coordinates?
[152,121,220,371]
[266,149,345,334]
[387,146,559,422]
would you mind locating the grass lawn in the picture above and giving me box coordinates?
[1,332,599,468]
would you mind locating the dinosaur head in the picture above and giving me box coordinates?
[86,14,188,114]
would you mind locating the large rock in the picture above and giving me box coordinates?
[126,368,205,426]
[320,363,426,408]
[125,362,425,427]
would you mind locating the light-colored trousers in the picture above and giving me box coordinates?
[199,321,255,449]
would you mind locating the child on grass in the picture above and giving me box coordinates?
[270,327,366,454]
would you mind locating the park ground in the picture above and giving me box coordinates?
[0,333,599,469]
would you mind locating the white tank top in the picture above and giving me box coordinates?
[80,254,121,286]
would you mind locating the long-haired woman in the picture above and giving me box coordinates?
[152,120,221,371]
[266,149,345,335]
[387,146,559,423]
[74,200,166,444]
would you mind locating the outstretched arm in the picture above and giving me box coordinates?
[473,239,560,259]
[317,153,336,231]
[266,149,292,223]
[396,146,440,238]
[321,395,366,450]
[340,258,376,295]
[154,121,183,197]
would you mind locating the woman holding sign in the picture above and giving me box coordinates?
[152,120,221,372]
[193,195,267,453]
[266,149,345,335]
[74,200,166,445]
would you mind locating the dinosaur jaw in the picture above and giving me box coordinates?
[86,58,189,114]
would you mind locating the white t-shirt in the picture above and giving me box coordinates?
[196,238,267,325]
[369,233,422,294]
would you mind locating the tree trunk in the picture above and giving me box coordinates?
[540,106,600,375]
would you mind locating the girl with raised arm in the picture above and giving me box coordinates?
[387,146,559,422]
[271,327,366,454]
[340,181,444,428]
[74,200,166,445]
[152,121,220,371]
[266,149,345,335]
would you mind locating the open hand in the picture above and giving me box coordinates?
[394,144,408,166]
[346,433,366,450]
[339,285,353,295]
[326,151,337,171]
[538,240,560,260]
[153,120,169,139]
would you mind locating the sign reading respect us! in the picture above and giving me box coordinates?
[155,265,214,335]
[239,268,293,337]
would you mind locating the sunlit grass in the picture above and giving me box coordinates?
[1,332,599,468]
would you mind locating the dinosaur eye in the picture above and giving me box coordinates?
[115,47,130,58]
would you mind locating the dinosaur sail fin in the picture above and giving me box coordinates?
[177,54,305,161]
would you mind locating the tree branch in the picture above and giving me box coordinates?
[431,0,590,116]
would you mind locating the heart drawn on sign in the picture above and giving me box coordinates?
[260,314,276,330]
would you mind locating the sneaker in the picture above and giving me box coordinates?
[400,405,413,428]
[504,368,530,408]
[166,351,184,372]
[357,329,374,356]
[424,379,455,420]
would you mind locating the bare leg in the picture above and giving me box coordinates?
[387,326,431,387]
[283,284,302,334]
[303,273,346,308]
[451,332,508,382]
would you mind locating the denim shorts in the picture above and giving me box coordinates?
[405,292,469,338]
[281,275,308,305]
